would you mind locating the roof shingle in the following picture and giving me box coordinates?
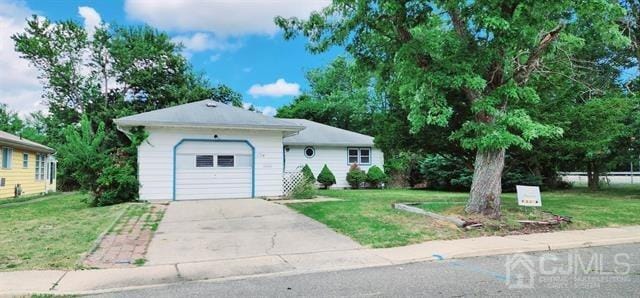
[114,100,304,131]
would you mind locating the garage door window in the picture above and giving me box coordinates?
[195,155,214,167]
[217,155,235,167]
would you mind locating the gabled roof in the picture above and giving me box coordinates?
[114,100,304,132]
[282,119,375,147]
[0,131,54,153]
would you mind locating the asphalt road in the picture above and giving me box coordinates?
[94,243,640,297]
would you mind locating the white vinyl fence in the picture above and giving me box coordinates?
[559,172,639,185]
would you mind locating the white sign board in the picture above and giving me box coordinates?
[516,185,542,207]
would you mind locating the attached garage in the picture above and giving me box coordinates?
[174,140,254,200]
[114,100,304,201]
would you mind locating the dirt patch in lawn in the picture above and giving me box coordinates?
[418,203,572,235]
[82,203,166,269]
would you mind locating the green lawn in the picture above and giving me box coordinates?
[0,193,126,271]
[289,186,640,248]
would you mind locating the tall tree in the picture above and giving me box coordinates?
[277,0,628,217]
[277,57,382,135]
[12,17,243,203]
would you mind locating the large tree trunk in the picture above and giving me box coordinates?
[587,162,600,190]
[466,149,506,219]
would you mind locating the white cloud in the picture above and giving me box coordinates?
[124,0,329,37]
[259,106,277,117]
[248,79,301,98]
[171,32,241,53]
[242,102,277,117]
[78,6,102,38]
[0,0,45,115]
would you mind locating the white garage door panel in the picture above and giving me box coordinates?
[175,141,253,200]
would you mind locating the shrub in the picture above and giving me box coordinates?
[366,165,388,188]
[317,164,336,189]
[93,158,139,206]
[346,163,367,189]
[384,152,425,187]
[289,178,316,200]
[301,164,316,183]
[420,154,473,191]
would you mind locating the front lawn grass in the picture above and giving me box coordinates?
[288,186,640,248]
[0,192,126,271]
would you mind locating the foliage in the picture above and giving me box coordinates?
[346,164,367,189]
[56,116,109,193]
[276,0,631,216]
[12,17,242,203]
[420,154,473,191]
[277,57,383,136]
[366,165,388,188]
[420,154,544,192]
[290,178,316,200]
[301,164,316,183]
[384,152,426,187]
[317,164,336,189]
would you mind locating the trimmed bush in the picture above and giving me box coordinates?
[290,178,316,200]
[366,165,388,188]
[317,164,336,189]
[301,164,316,183]
[346,163,367,189]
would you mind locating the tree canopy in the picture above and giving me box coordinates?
[277,0,634,217]
[11,17,243,204]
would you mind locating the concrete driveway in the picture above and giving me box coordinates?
[145,199,362,265]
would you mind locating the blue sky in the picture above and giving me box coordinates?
[0,0,340,116]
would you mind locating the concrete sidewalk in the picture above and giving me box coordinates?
[2,225,639,296]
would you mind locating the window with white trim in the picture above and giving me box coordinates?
[40,154,46,180]
[23,153,29,168]
[35,154,46,180]
[347,147,371,165]
[217,155,235,167]
[348,148,359,164]
[1,147,12,169]
[195,155,214,167]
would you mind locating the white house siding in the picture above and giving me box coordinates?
[138,127,284,200]
[284,145,384,188]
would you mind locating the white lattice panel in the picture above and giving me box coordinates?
[283,166,304,196]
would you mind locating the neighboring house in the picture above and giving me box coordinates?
[0,131,57,199]
[114,100,384,201]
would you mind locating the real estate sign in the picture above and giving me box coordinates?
[516,185,542,207]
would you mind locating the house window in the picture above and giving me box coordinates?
[35,154,46,180]
[217,155,235,167]
[23,153,29,168]
[195,155,214,167]
[348,149,359,163]
[304,146,315,158]
[347,148,371,165]
[35,154,40,179]
[2,147,12,169]
[40,154,46,180]
[360,148,370,164]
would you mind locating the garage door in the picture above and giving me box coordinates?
[175,141,253,200]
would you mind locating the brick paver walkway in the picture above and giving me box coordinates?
[83,203,166,268]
